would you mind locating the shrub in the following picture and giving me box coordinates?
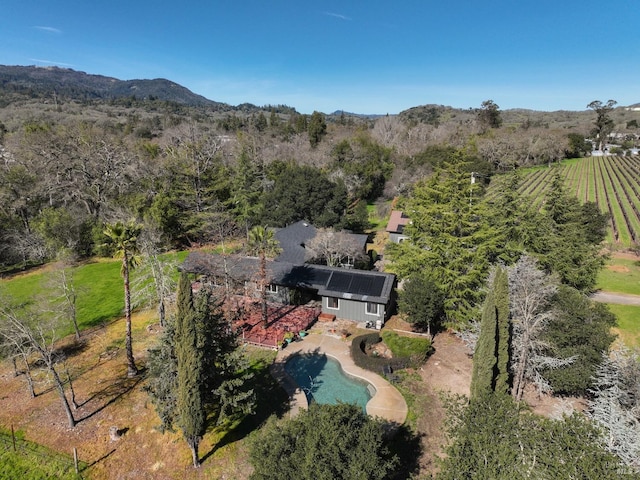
[248,403,398,480]
[350,333,410,374]
[381,331,432,365]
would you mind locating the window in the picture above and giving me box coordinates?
[327,297,339,309]
[366,302,379,315]
[267,284,279,293]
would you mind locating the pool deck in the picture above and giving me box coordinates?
[270,332,408,426]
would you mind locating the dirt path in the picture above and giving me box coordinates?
[420,332,472,397]
[591,291,640,306]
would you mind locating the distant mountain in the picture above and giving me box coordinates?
[330,110,385,119]
[0,65,636,119]
[0,65,227,108]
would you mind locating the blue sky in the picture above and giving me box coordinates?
[1,1,638,114]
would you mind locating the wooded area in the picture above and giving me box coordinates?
[1,73,640,478]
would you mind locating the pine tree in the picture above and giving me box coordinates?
[307,111,327,148]
[145,318,178,432]
[175,271,205,468]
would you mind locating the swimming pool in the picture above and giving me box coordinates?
[284,353,375,412]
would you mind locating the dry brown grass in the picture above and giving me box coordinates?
[0,310,255,479]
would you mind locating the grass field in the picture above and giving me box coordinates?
[367,202,390,231]
[0,428,85,479]
[608,303,640,348]
[0,252,188,338]
[596,256,640,296]
[595,256,640,347]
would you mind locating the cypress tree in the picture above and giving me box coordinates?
[147,275,255,467]
[175,272,205,468]
[470,277,498,400]
[494,267,511,395]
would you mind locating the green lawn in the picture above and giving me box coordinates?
[0,429,85,479]
[367,202,391,231]
[607,303,640,348]
[0,251,188,337]
[596,257,640,296]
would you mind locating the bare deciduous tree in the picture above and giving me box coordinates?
[508,255,573,401]
[305,229,364,268]
[132,227,178,327]
[40,262,81,341]
[0,295,76,427]
[588,348,640,471]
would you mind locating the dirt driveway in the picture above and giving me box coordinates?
[591,291,640,306]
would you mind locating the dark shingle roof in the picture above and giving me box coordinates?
[274,220,317,264]
[274,220,369,265]
[182,251,395,304]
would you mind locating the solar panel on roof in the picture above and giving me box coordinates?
[326,271,385,297]
[327,271,354,292]
[361,276,385,296]
[311,269,332,285]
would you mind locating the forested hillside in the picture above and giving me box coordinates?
[1,66,639,272]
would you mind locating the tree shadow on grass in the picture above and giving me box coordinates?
[200,356,289,464]
[387,424,424,480]
[56,339,89,359]
[76,371,145,423]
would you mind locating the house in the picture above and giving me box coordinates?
[180,222,396,327]
[386,210,411,243]
[181,251,396,328]
[271,263,396,327]
[274,220,369,267]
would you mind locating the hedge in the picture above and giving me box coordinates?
[350,333,411,376]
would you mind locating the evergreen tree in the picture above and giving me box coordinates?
[397,273,444,337]
[228,146,263,238]
[145,317,178,432]
[268,109,279,129]
[487,171,607,294]
[587,99,617,151]
[477,99,502,131]
[193,286,254,416]
[146,277,255,466]
[261,164,347,228]
[307,110,327,148]
[470,277,497,399]
[175,271,205,468]
[485,171,530,263]
[253,112,267,132]
[493,267,511,394]
[541,285,617,395]
[439,393,624,479]
[541,174,606,292]
[249,403,398,480]
[388,154,499,328]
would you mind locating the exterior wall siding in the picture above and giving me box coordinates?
[389,232,409,243]
[322,297,385,323]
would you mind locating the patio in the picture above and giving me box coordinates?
[225,296,320,349]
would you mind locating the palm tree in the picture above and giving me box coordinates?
[104,220,143,377]
[247,226,281,326]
